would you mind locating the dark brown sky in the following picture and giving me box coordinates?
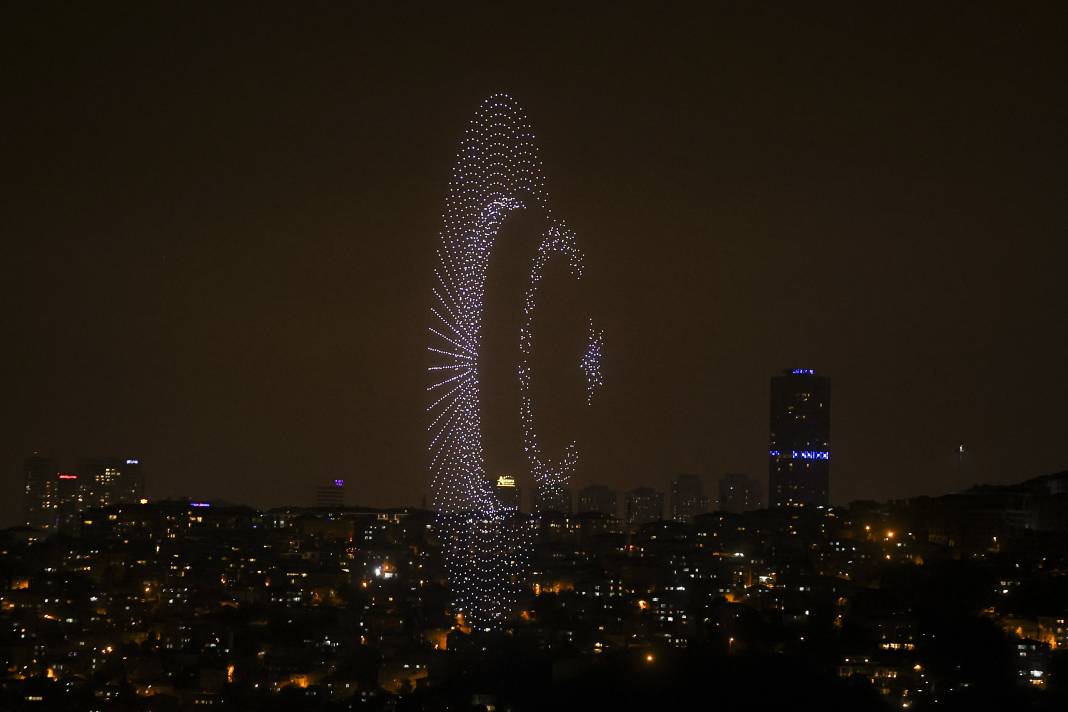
[5,2,1066,525]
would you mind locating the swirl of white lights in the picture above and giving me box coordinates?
[428,94,604,629]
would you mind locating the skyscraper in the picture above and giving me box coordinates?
[670,474,709,521]
[769,369,831,507]
[79,457,145,509]
[577,484,617,516]
[27,455,142,531]
[719,472,762,513]
[625,487,664,527]
[24,455,58,529]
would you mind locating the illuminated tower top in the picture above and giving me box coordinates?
[494,474,522,511]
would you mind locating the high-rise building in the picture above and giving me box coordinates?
[670,474,709,521]
[577,484,617,516]
[24,455,58,529]
[50,473,92,531]
[315,479,347,508]
[79,458,145,509]
[719,472,762,513]
[625,487,664,527]
[495,474,522,511]
[25,455,143,532]
[769,368,831,507]
[535,487,571,514]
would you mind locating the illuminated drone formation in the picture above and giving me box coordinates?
[427,94,604,629]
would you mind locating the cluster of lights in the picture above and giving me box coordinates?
[769,450,830,460]
[519,225,599,501]
[427,94,603,629]
[581,320,605,404]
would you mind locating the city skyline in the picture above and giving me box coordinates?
[7,4,1066,529]
[4,3,1066,707]
[12,351,1068,524]
[6,463,1067,707]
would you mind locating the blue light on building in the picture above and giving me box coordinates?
[791,369,815,375]
[794,450,830,460]
[768,449,830,461]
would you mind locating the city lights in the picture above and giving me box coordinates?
[7,5,1064,707]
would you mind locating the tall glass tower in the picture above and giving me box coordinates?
[769,369,831,507]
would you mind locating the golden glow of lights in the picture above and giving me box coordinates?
[424,628,449,650]
[644,653,655,663]
[637,599,649,610]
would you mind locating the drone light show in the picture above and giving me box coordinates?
[427,94,604,629]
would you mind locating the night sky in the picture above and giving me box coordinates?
[5,2,1066,526]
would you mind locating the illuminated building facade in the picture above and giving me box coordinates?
[719,472,762,513]
[769,369,831,507]
[79,457,145,509]
[23,455,58,529]
[31,471,91,532]
[25,455,138,531]
[50,473,91,530]
[577,484,617,516]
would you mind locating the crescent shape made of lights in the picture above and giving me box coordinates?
[427,94,603,629]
